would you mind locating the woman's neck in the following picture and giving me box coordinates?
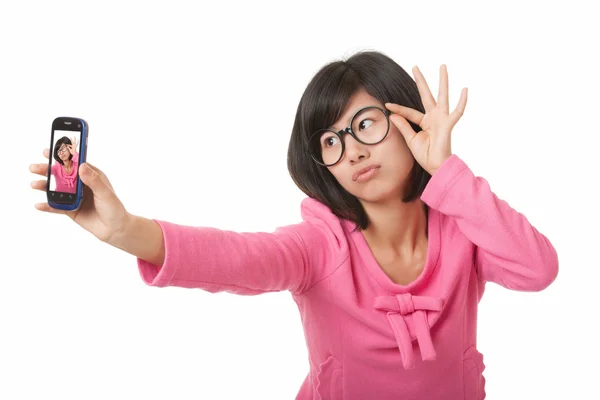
[360,197,428,258]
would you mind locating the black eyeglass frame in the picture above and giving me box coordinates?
[308,106,392,167]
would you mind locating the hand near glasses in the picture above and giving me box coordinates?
[68,136,78,156]
[385,64,468,176]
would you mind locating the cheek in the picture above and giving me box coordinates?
[328,165,352,189]
[381,130,413,167]
[388,126,410,150]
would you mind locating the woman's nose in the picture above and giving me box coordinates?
[344,134,369,163]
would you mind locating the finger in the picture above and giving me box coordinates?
[449,87,468,125]
[35,202,70,215]
[31,179,47,191]
[81,162,102,175]
[389,114,419,146]
[29,163,49,176]
[385,103,424,127]
[43,148,49,159]
[79,163,116,200]
[438,64,449,113]
[81,162,116,192]
[412,66,436,112]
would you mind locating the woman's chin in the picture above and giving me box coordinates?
[354,184,404,205]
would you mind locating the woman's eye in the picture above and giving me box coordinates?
[323,136,339,147]
[359,119,373,131]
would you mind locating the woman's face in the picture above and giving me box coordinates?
[325,88,415,204]
[57,143,70,161]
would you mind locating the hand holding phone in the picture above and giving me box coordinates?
[30,118,132,244]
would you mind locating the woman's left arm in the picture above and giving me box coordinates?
[386,64,557,291]
[420,154,559,291]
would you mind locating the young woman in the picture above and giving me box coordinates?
[50,136,79,193]
[29,51,558,399]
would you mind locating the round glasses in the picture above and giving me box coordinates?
[308,106,392,167]
[58,146,69,154]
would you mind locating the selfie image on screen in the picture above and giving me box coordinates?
[48,130,81,194]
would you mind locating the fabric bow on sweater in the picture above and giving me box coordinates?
[374,293,445,369]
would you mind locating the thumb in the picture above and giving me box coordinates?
[79,163,114,201]
[389,114,418,146]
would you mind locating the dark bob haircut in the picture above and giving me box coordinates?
[53,136,73,165]
[287,50,431,230]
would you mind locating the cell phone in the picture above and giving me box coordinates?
[46,116,89,211]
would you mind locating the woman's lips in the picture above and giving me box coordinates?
[353,165,380,182]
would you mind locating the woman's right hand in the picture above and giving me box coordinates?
[30,148,132,244]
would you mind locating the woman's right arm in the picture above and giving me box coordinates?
[107,214,166,267]
[110,213,344,296]
[32,153,345,296]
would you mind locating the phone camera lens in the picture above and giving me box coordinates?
[78,124,81,128]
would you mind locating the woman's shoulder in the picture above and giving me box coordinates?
[272,197,351,260]
[293,197,351,258]
[272,197,351,294]
[300,197,349,236]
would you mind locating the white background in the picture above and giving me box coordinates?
[2,0,598,399]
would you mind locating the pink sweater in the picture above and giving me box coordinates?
[51,152,79,193]
[137,154,558,400]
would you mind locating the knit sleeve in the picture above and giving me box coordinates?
[420,154,559,291]
[137,216,347,296]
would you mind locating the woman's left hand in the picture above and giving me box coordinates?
[385,64,468,176]
[68,136,78,156]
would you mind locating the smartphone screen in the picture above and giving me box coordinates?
[47,118,84,204]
